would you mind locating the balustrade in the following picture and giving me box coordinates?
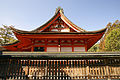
[0,58,120,80]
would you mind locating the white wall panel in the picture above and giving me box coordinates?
[74,47,85,52]
[61,47,72,52]
[47,47,58,52]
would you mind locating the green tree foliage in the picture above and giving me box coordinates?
[0,25,16,45]
[105,29,120,51]
[89,20,120,52]
[99,20,120,51]
[88,44,99,52]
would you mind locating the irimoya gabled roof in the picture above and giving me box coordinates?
[10,7,87,33]
[10,7,107,34]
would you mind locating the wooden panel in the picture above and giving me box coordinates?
[47,47,58,52]
[74,47,85,52]
[61,47,72,52]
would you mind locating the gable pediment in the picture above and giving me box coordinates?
[10,7,87,34]
[32,7,86,33]
[42,17,76,32]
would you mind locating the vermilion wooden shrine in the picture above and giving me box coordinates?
[1,7,120,80]
[3,7,107,52]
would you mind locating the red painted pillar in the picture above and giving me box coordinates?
[85,45,87,52]
[31,46,34,52]
[45,47,47,52]
[45,40,47,52]
[85,39,88,52]
[72,39,74,52]
[72,46,74,52]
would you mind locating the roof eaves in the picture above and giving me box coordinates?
[17,30,106,35]
[10,26,31,33]
[60,11,86,32]
[31,11,60,33]
[1,41,20,46]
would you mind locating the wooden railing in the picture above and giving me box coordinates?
[0,57,120,80]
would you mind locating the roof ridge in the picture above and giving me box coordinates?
[31,13,58,33]
[10,7,106,34]
[55,6,64,14]
[60,11,86,32]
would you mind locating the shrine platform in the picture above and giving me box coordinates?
[1,51,120,59]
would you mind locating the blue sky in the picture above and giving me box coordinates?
[0,0,120,31]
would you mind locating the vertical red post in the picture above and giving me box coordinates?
[72,39,74,52]
[85,45,87,52]
[31,46,34,52]
[45,39,47,52]
[85,39,88,52]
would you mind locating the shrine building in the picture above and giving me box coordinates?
[2,7,107,52]
[1,7,120,80]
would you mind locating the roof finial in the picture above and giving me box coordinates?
[55,6,64,14]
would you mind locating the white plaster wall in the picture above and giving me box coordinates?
[61,47,72,52]
[47,47,58,52]
[74,47,85,52]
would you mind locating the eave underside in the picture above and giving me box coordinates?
[2,31,104,51]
